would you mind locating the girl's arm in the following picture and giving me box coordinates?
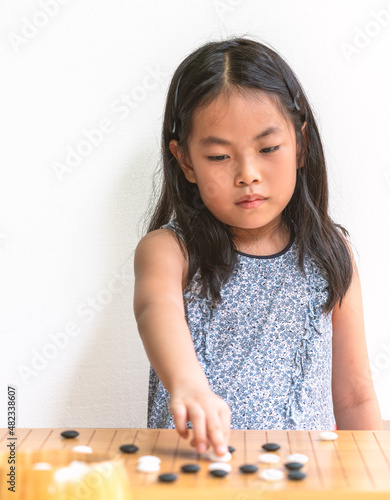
[331,246,383,430]
[133,229,231,455]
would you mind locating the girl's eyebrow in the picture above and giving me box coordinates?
[198,126,283,146]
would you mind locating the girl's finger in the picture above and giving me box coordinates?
[190,438,210,450]
[190,436,210,448]
[170,402,189,438]
[206,412,227,457]
[188,407,207,454]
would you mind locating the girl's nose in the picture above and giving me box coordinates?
[235,157,262,185]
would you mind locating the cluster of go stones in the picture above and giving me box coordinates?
[60,430,338,483]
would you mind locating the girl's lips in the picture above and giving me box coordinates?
[236,199,267,208]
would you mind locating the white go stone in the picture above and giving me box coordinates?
[32,462,53,471]
[54,463,89,483]
[209,451,232,462]
[258,453,280,464]
[319,431,338,441]
[69,461,88,468]
[286,453,309,464]
[71,445,93,454]
[259,468,284,481]
[137,455,162,464]
[136,461,161,473]
[208,462,232,473]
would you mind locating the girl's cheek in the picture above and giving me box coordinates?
[201,182,224,204]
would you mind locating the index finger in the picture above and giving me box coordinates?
[188,407,208,454]
[206,413,228,457]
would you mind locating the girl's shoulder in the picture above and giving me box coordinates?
[134,224,189,298]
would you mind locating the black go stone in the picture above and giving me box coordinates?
[210,469,228,478]
[239,464,259,474]
[181,464,200,473]
[262,443,280,452]
[228,446,235,453]
[288,470,306,481]
[285,462,304,470]
[119,444,139,454]
[158,473,177,483]
[60,430,79,439]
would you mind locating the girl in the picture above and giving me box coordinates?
[133,37,382,457]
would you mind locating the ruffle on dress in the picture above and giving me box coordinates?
[284,260,329,423]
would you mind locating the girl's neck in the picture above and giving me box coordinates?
[232,220,291,256]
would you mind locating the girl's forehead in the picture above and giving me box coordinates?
[190,89,290,139]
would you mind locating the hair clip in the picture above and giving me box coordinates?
[294,91,301,111]
[172,75,183,134]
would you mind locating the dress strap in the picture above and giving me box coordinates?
[160,220,185,241]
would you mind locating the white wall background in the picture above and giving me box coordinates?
[1,0,389,428]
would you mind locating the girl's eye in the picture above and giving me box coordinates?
[260,146,280,154]
[207,146,280,161]
[207,155,229,161]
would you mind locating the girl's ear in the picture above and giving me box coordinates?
[169,140,197,183]
[297,121,308,169]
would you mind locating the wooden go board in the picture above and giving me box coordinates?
[1,428,390,499]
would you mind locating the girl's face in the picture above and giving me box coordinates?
[170,88,306,245]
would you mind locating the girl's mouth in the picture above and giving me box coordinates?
[236,199,267,209]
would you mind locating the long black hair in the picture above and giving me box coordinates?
[143,37,353,314]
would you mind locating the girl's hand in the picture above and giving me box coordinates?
[169,386,231,457]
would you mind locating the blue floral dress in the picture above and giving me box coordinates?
[147,220,335,430]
